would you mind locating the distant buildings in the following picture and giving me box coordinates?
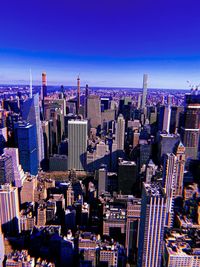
[141,74,148,109]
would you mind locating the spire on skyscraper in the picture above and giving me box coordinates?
[77,75,80,113]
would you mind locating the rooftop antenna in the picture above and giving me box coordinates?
[30,69,33,98]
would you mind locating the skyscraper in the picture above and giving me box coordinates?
[0,184,20,234]
[138,182,166,267]
[0,154,14,185]
[162,153,176,227]
[181,92,200,160]
[77,76,80,113]
[174,141,185,197]
[141,74,148,109]
[163,105,171,133]
[68,120,88,170]
[116,114,125,151]
[15,121,38,175]
[21,94,44,165]
[4,148,26,187]
[42,72,47,99]
[87,95,101,129]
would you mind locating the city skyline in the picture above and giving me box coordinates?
[0,0,200,88]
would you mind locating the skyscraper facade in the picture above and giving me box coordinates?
[87,95,101,129]
[4,148,26,188]
[68,120,88,170]
[21,94,44,165]
[116,114,125,151]
[162,153,176,227]
[0,154,13,185]
[15,122,38,175]
[0,184,20,234]
[141,74,148,109]
[181,93,200,160]
[138,182,166,267]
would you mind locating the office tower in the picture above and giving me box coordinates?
[141,74,148,109]
[170,106,184,134]
[15,121,38,175]
[163,105,171,133]
[0,223,4,267]
[118,159,137,194]
[0,184,20,234]
[87,95,101,128]
[96,166,107,195]
[68,120,88,170]
[157,133,180,164]
[29,69,33,98]
[0,154,14,185]
[126,198,141,261]
[20,175,37,204]
[116,114,125,151]
[4,148,26,187]
[77,76,80,113]
[85,84,89,118]
[42,72,47,99]
[138,182,166,267]
[174,141,185,197]
[181,93,200,160]
[21,94,44,165]
[162,153,176,227]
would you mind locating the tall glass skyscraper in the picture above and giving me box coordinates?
[21,94,44,166]
[15,121,38,175]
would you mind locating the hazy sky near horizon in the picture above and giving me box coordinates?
[0,0,200,89]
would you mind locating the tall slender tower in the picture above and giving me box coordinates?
[42,72,47,99]
[116,114,125,151]
[141,74,148,109]
[77,76,80,113]
[29,69,33,98]
[138,182,166,267]
[85,84,89,118]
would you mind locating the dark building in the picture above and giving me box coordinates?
[181,93,200,160]
[118,159,137,194]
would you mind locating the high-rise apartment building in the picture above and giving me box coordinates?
[0,184,20,234]
[68,120,88,170]
[141,74,148,109]
[137,182,166,267]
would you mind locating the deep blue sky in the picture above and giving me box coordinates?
[0,0,200,88]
